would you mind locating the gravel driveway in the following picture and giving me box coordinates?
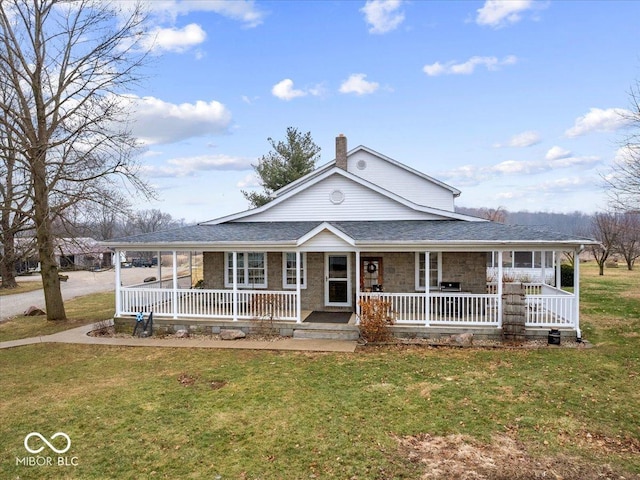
[0,268,156,321]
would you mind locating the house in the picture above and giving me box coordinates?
[104,135,596,341]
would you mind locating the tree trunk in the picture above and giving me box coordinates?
[0,226,17,289]
[32,148,66,321]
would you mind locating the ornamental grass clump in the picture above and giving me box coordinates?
[358,298,394,342]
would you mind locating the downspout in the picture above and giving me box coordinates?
[232,251,238,322]
[574,246,582,340]
[355,250,361,324]
[424,251,430,327]
[296,250,302,323]
[115,248,121,316]
[497,251,503,329]
[172,251,178,319]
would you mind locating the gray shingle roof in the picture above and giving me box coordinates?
[103,220,594,248]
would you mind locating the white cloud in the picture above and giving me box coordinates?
[494,130,541,148]
[125,95,232,145]
[545,146,572,161]
[565,107,632,137]
[423,55,517,76]
[142,0,265,28]
[361,0,405,34]
[236,173,260,188]
[475,0,538,28]
[440,155,601,186]
[143,154,253,178]
[339,74,379,96]
[271,79,307,101]
[142,23,206,53]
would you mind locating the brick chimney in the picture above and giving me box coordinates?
[335,134,347,170]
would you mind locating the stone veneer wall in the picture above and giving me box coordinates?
[441,252,487,293]
[202,250,488,310]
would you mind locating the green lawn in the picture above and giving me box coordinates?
[0,292,115,342]
[0,262,639,479]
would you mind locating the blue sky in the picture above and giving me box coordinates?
[122,0,640,223]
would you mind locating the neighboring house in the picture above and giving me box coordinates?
[9,237,111,273]
[104,135,596,340]
[54,237,112,270]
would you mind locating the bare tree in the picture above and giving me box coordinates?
[606,81,640,211]
[615,211,640,270]
[478,206,507,223]
[589,212,620,276]
[0,0,152,320]
[0,125,32,288]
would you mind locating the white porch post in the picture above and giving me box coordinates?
[555,251,562,289]
[172,250,178,319]
[296,250,302,323]
[115,248,122,316]
[157,251,162,288]
[540,250,546,285]
[424,251,430,327]
[232,251,238,322]
[355,250,361,324]
[574,248,581,338]
[497,251,503,329]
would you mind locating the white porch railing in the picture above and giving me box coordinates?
[118,284,575,329]
[358,292,500,326]
[119,288,298,321]
[525,284,575,327]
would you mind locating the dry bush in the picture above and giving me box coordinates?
[358,298,394,342]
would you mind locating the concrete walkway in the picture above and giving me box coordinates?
[0,323,358,353]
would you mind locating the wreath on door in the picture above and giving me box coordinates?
[366,263,377,273]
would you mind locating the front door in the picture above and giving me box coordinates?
[325,253,351,307]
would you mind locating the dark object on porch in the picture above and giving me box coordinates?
[304,311,352,324]
[143,276,157,283]
[548,329,561,345]
[133,311,153,337]
[440,281,461,292]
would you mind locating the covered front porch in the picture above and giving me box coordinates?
[113,247,582,338]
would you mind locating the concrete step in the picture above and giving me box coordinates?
[293,328,360,341]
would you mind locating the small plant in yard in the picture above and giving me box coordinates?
[358,298,394,342]
[252,293,281,337]
[91,318,114,336]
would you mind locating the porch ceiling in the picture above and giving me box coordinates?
[102,220,596,251]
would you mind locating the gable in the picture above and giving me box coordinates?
[234,172,446,223]
[347,148,456,211]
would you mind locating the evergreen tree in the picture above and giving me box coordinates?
[243,127,320,208]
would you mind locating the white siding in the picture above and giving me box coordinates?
[299,230,353,251]
[347,150,455,211]
[237,174,443,222]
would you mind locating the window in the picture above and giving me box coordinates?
[225,252,267,288]
[416,252,441,291]
[283,252,306,289]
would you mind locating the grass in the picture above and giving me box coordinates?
[0,292,115,342]
[0,262,638,479]
[0,281,43,295]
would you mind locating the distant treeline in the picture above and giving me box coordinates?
[456,207,593,236]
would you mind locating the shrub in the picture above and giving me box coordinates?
[561,263,574,287]
[358,298,394,343]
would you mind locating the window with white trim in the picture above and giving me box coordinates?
[283,252,306,289]
[225,252,267,288]
[416,252,441,291]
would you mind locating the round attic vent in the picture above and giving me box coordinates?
[356,159,367,170]
[330,189,345,204]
